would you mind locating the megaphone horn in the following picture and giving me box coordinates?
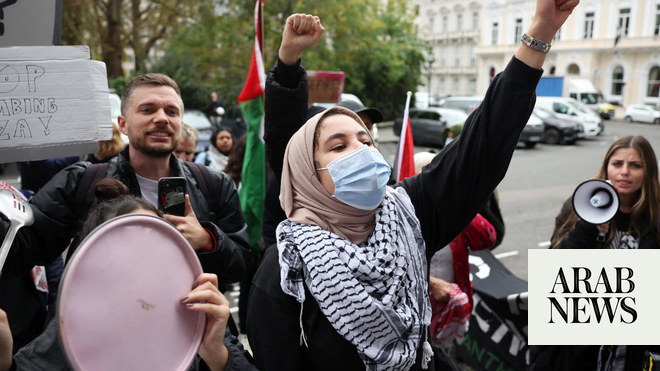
[572,179,620,225]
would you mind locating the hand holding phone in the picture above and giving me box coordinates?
[158,177,186,216]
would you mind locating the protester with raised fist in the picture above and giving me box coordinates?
[248,2,580,369]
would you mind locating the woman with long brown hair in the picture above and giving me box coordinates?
[551,135,660,250]
[542,135,660,371]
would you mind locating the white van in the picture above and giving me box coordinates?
[535,97,602,138]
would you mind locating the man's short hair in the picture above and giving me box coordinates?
[181,122,198,142]
[120,73,182,116]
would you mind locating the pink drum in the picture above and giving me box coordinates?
[58,214,205,370]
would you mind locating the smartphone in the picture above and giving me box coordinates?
[158,177,186,216]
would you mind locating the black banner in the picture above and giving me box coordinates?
[455,250,528,371]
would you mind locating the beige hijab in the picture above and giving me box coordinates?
[279,106,380,245]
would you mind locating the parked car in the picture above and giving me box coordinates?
[219,105,247,138]
[439,96,543,148]
[520,113,545,148]
[532,107,580,145]
[313,93,364,110]
[438,96,484,114]
[393,107,468,148]
[571,99,605,134]
[624,104,660,125]
[182,109,213,153]
[535,96,602,138]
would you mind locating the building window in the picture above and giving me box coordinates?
[454,78,459,93]
[429,17,434,33]
[611,66,625,95]
[455,46,460,66]
[655,5,660,35]
[472,12,479,30]
[648,66,660,97]
[618,8,631,37]
[492,22,499,45]
[440,46,445,67]
[457,14,462,31]
[584,12,594,38]
[439,78,445,95]
[443,16,448,32]
[468,78,476,95]
[470,46,475,66]
[514,18,523,44]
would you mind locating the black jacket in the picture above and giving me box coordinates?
[248,56,541,370]
[9,316,257,371]
[554,197,659,250]
[1,147,250,284]
[533,199,660,371]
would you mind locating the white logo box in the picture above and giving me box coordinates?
[528,249,660,345]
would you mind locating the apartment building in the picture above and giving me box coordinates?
[415,0,660,108]
[414,0,482,98]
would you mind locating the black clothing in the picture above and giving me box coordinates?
[3,157,77,351]
[554,197,658,250]
[251,248,457,371]
[208,98,224,114]
[536,198,660,371]
[9,316,257,371]
[248,56,541,370]
[261,171,287,249]
[0,275,46,353]
[18,157,79,193]
[1,147,250,285]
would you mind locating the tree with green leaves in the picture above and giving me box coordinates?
[62,0,424,118]
[154,0,424,119]
[61,0,206,78]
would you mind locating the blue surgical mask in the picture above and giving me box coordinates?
[317,145,391,210]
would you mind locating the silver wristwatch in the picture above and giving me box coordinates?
[521,33,551,54]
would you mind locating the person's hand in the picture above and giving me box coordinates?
[596,222,610,240]
[516,0,579,69]
[0,309,12,371]
[429,276,452,303]
[164,195,213,251]
[278,14,325,65]
[529,0,580,43]
[182,273,230,371]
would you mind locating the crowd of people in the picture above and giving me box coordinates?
[5,1,660,370]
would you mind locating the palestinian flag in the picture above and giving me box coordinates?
[237,0,266,251]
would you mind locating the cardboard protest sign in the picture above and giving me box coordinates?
[307,71,344,105]
[0,46,111,163]
[0,0,62,46]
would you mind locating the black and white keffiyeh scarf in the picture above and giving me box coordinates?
[277,187,432,370]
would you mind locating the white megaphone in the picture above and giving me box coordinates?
[572,179,620,224]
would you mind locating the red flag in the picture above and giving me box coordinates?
[238,0,265,103]
[395,92,415,182]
